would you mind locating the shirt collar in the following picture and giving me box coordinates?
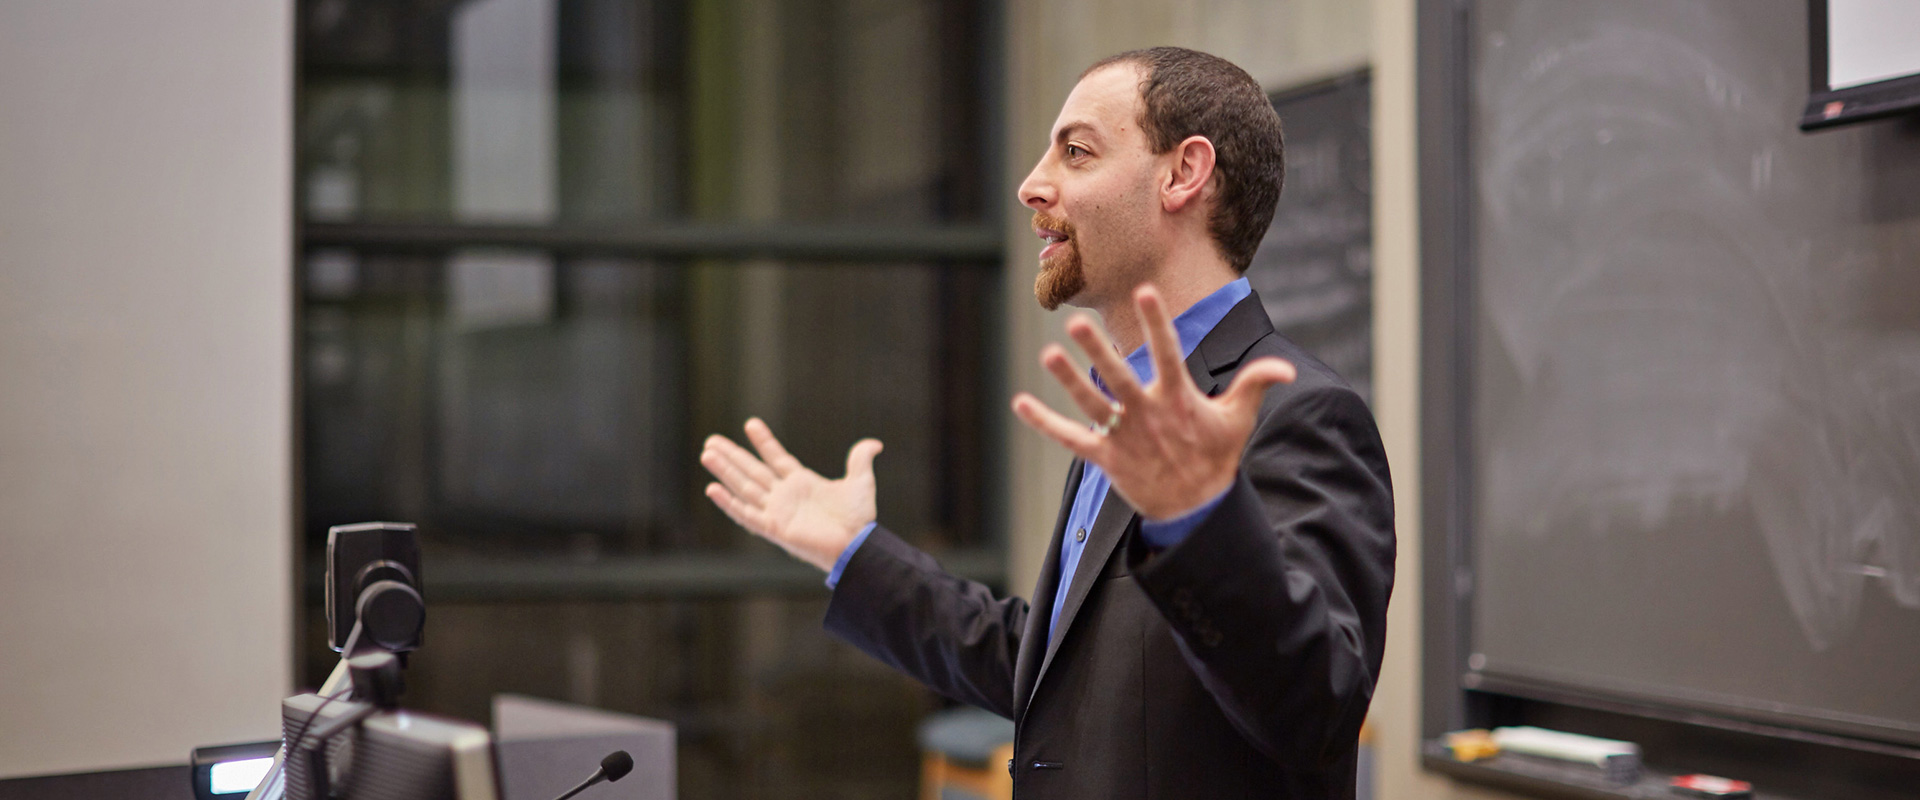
[1093,277,1252,393]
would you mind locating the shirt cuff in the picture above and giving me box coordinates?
[825,522,878,589]
[1138,486,1229,551]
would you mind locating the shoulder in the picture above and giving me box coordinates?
[1199,291,1376,433]
[1244,330,1348,391]
[1242,332,1367,415]
[1232,332,1385,472]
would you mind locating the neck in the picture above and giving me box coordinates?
[1094,251,1238,354]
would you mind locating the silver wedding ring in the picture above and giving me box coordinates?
[1091,402,1125,436]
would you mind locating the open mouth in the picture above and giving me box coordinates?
[1034,226,1071,261]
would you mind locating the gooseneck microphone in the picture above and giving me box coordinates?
[549,750,634,800]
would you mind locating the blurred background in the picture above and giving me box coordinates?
[298,1,998,795]
[13,2,1920,798]
[3,0,1466,798]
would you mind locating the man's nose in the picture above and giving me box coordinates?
[1018,160,1054,210]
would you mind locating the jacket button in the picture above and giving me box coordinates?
[1007,758,1014,776]
[1075,527,1087,543]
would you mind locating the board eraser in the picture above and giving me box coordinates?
[1490,726,1641,783]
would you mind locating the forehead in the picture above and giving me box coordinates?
[1050,63,1146,146]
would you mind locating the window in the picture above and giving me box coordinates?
[297,1,1000,796]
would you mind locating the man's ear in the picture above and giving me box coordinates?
[1162,135,1216,214]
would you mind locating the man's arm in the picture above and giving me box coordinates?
[699,418,882,572]
[822,527,1027,719]
[699,418,1027,719]
[1126,383,1394,769]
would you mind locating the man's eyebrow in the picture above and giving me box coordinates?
[1053,122,1099,147]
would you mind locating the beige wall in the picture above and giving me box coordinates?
[999,1,1526,797]
[0,0,293,778]
[1367,0,1518,797]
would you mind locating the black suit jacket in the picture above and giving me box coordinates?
[824,292,1395,799]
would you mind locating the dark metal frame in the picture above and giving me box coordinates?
[1416,1,1920,796]
[1418,0,1484,747]
[1800,0,1920,132]
[291,0,1009,627]
[302,548,1005,605]
[302,221,1003,262]
[288,1,310,699]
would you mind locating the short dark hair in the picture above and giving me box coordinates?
[1083,47,1284,273]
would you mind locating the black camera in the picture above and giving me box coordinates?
[326,521,424,654]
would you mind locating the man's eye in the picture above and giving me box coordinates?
[1065,144,1087,158]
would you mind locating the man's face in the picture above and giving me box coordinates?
[1019,64,1166,311]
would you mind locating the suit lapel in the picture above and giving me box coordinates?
[1013,458,1083,720]
[1193,291,1275,386]
[1030,475,1136,690]
[1018,292,1278,713]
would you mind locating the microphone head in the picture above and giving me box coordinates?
[600,750,634,782]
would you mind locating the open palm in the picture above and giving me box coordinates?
[701,418,883,572]
[1011,284,1296,520]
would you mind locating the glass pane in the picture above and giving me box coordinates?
[298,0,991,226]
[302,250,995,555]
[299,249,999,799]
[298,4,999,797]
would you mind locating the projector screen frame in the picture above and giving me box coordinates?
[1801,0,1920,131]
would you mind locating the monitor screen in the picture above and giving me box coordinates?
[210,759,276,795]
[1802,0,1920,129]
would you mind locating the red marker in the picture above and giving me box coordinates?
[1670,773,1752,798]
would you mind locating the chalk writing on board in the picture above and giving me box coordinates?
[1250,73,1373,405]
[1473,6,1920,652]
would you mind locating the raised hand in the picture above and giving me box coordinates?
[1010,284,1296,520]
[700,417,883,572]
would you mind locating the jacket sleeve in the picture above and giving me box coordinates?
[822,526,1027,720]
[1125,383,1395,769]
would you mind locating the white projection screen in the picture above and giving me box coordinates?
[1827,0,1920,89]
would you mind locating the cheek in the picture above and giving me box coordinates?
[1070,176,1126,233]
[1089,179,1156,244]
[1065,166,1154,250]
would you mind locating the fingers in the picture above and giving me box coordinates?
[1064,314,1147,404]
[1133,284,1195,394]
[705,482,768,534]
[1011,392,1103,458]
[844,438,884,478]
[743,417,803,477]
[704,434,776,486]
[700,444,770,504]
[1040,343,1125,423]
[703,433,774,485]
[1221,357,1296,416]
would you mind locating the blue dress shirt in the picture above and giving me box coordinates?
[830,277,1253,637]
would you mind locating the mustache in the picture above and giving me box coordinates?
[1031,210,1074,237]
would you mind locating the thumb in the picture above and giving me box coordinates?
[1221,357,1296,416]
[845,438,884,478]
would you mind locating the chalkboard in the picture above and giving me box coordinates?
[1250,71,1373,404]
[1462,0,1920,745]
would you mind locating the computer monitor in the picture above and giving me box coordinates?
[278,692,500,800]
[191,739,281,799]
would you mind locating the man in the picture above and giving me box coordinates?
[699,47,1394,799]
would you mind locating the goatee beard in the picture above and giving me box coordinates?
[1032,212,1084,311]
